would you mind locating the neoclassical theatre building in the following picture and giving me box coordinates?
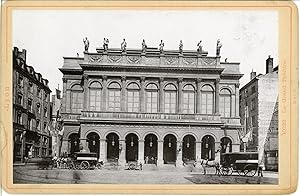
[60,40,243,166]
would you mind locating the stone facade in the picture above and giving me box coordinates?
[239,56,278,171]
[13,47,52,163]
[60,44,243,167]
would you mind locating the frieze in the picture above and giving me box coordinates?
[108,55,122,63]
[145,57,160,65]
[89,55,103,63]
[202,57,217,66]
[127,56,141,64]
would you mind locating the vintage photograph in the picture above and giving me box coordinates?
[12,9,279,185]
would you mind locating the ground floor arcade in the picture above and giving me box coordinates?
[61,124,240,167]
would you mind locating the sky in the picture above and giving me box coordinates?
[13,10,278,93]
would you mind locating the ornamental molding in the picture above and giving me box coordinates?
[108,55,122,63]
[165,56,178,65]
[89,55,103,63]
[127,56,141,64]
[183,57,197,66]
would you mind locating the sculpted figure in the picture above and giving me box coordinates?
[179,40,183,54]
[142,39,147,53]
[103,38,109,51]
[216,39,222,56]
[197,40,203,53]
[83,37,89,52]
[121,38,127,52]
[159,40,164,53]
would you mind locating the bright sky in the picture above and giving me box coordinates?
[13,10,278,93]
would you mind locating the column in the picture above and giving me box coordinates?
[119,139,126,166]
[138,140,145,164]
[215,141,221,159]
[176,141,183,167]
[83,74,89,110]
[80,128,88,152]
[66,89,71,113]
[159,77,164,113]
[101,75,107,111]
[178,78,183,113]
[140,77,146,113]
[157,140,164,166]
[196,141,201,162]
[235,83,240,117]
[121,76,126,112]
[99,139,107,162]
[196,78,202,113]
[215,78,220,114]
[62,78,67,113]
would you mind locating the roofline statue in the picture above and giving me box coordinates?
[216,39,222,56]
[159,40,164,53]
[83,37,89,52]
[103,38,109,51]
[121,38,127,52]
[197,40,203,53]
[142,39,147,53]
[179,40,183,54]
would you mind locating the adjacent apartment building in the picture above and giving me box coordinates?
[13,47,52,163]
[59,40,243,167]
[239,56,278,171]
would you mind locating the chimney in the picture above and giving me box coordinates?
[250,69,256,80]
[266,55,273,74]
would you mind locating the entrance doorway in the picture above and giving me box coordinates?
[201,135,215,160]
[87,132,100,158]
[125,133,138,162]
[163,134,177,164]
[144,134,158,164]
[182,135,196,162]
[106,133,119,161]
[68,133,80,156]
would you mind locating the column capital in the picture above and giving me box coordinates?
[235,83,240,88]
[140,76,146,82]
[100,139,107,142]
[121,75,126,81]
[159,77,164,82]
[215,78,220,83]
[139,139,145,142]
[178,77,184,83]
[62,78,68,83]
[83,74,89,81]
[196,78,202,83]
[102,75,108,80]
[157,140,164,143]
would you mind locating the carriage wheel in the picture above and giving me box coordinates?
[244,165,257,177]
[68,163,75,170]
[129,163,136,170]
[96,163,103,170]
[80,161,90,170]
[237,170,245,176]
[221,167,233,176]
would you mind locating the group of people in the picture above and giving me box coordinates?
[83,37,222,55]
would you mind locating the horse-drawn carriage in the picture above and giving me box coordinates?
[67,152,103,170]
[219,152,259,177]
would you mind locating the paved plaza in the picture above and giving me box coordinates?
[13,166,278,184]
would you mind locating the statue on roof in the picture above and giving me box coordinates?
[83,37,89,52]
[179,40,183,54]
[103,38,109,51]
[121,38,127,52]
[159,40,164,53]
[142,39,147,53]
[216,39,222,56]
[197,40,203,53]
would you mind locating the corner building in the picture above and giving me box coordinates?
[60,45,243,166]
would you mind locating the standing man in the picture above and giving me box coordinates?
[159,40,164,53]
[121,38,127,52]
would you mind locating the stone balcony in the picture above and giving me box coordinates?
[79,111,223,125]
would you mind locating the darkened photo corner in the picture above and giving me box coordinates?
[12,10,278,184]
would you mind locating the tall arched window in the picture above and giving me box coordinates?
[71,84,83,113]
[183,84,195,114]
[220,89,231,117]
[146,83,158,113]
[201,85,214,114]
[164,84,177,113]
[108,82,121,112]
[127,83,140,112]
[89,81,102,111]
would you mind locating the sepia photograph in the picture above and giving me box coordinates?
[1,0,298,194]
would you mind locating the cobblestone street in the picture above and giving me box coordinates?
[13,166,278,184]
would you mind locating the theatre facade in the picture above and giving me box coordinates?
[59,42,243,166]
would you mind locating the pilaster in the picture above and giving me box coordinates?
[62,78,67,113]
[196,78,202,113]
[140,77,146,113]
[99,139,107,162]
[157,140,164,166]
[178,77,183,113]
[176,141,183,167]
[119,139,126,166]
[215,78,220,114]
[83,74,89,110]
[235,83,240,117]
[121,76,126,112]
[196,141,202,162]
[138,140,145,164]
[101,75,107,111]
[159,77,164,113]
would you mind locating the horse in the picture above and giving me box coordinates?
[195,148,222,176]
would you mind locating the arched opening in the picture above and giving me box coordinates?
[106,133,119,162]
[144,134,158,164]
[146,83,159,113]
[127,83,140,112]
[183,84,195,114]
[201,135,215,160]
[182,134,196,162]
[220,137,232,163]
[87,132,100,158]
[220,89,231,117]
[68,133,80,156]
[125,133,139,162]
[163,134,177,164]
[164,84,177,113]
[201,85,214,114]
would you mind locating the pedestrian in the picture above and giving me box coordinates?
[139,162,143,170]
[258,164,264,177]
